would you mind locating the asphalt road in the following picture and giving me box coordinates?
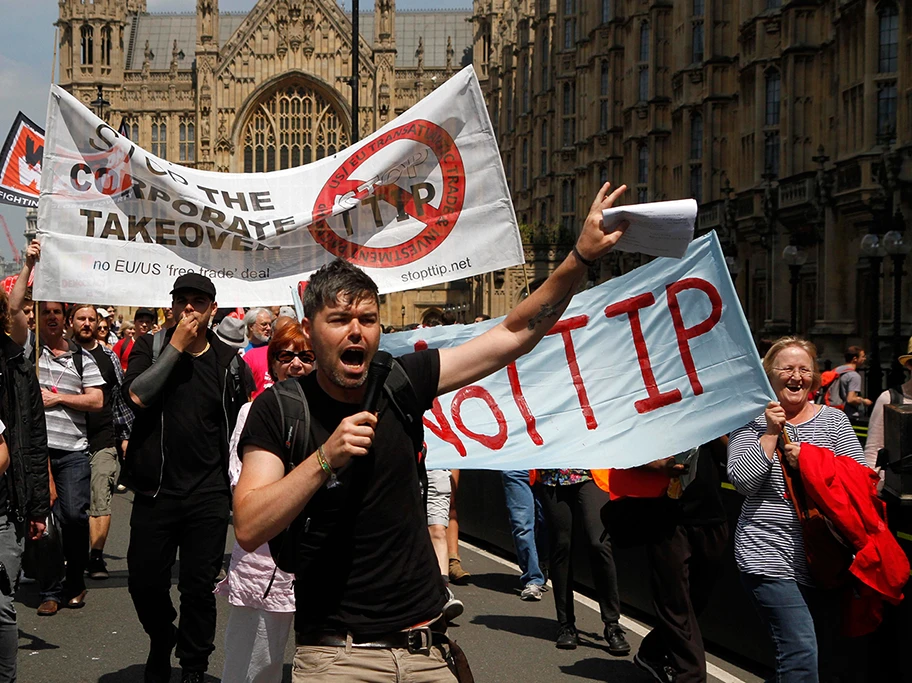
[14,491,762,682]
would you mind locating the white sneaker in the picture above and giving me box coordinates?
[443,586,464,622]
[520,582,543,601]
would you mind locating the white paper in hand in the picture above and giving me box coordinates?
[601,198,697,259]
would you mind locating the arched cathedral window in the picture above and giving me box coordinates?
[242,83,350,173]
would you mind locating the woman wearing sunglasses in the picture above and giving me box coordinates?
[95,319,116,349]
[217,319,314,683]
[727,337,866,683]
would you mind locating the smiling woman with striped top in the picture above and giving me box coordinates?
[728,336,866,683]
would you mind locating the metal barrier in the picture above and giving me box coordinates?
[457,469,912,677]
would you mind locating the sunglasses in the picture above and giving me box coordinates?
[97,326,109,332]
[276,350,315,364]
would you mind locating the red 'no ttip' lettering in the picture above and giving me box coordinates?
[414,339,469,456]
[604,277,723,415]
[416,314,595,454]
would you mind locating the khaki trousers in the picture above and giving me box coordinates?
[292,643,458,683]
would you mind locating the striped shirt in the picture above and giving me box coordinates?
[38,345,106,452]
[727,405,865,585]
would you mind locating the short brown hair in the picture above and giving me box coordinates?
[762,336,821,392]
[68,304,97,323]
[845,345,864,363]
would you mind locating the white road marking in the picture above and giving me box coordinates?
[461,540,748,683]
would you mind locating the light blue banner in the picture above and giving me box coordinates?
[382,232,774,470]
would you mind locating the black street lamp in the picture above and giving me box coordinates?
[400,304,405,328]
[719,175,741,282]
[760,168,778,330]
[884,210,909,386]
[90,84,110,121]
[782,244,807,334]
[860,232,885,398]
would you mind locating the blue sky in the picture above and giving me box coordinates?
[0,0,470,253]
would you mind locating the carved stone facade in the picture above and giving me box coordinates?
[56,0,474,326]
[475,0,911,375]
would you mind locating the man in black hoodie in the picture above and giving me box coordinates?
[121,273,252,683]
[0,290,50,681]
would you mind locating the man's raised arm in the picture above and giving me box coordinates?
[8,240,39,348]
[437,182,629,396]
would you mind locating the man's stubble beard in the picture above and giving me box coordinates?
[314,345,368,391]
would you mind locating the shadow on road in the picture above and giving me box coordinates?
[559,657,649,681]
[462,572,521,597]
[17,628,59,651]
[98,665,221,682]
[470,613,555,641]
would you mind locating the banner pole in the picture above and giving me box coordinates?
[34,305,40,378]
[521,250,531,299]
[51,26,58,84]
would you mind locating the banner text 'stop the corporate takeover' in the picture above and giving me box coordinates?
[35,66,523,307]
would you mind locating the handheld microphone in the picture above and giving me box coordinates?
[361,351,393,414]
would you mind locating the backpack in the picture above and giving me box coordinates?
[29,340,84,379]
[267,359,427,574]
[815,367,847,408]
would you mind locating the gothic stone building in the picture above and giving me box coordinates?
[55,0,474,327]
[474,0,910,391]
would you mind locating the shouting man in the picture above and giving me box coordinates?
[234,183,629,682]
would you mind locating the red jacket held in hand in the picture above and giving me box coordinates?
[798,443,910,636]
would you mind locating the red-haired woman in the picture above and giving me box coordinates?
[216,321,314,683]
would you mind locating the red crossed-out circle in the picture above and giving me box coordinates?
[310,119,466,268]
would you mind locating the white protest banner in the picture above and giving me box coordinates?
[382,232,774,470]
[35,66,522,306]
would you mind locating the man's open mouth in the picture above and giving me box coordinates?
[341,348,365,368]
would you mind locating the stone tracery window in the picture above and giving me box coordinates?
[242,82,350,173]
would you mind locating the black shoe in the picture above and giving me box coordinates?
[634,652,676,683]
[144,626,177,683]
[180,671,204,683]
[87,555,109,580]
[555,625,578,650]
[605,623,631,656]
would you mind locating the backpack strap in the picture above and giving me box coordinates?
[151,329,167,363]
[266,378,311,578]
[382,359,428,506]
[270,378,311,471]
[383,359,425,458]
[66,340,84,378]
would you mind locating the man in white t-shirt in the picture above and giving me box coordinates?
[864,340,912,474]
[32,300,105,616]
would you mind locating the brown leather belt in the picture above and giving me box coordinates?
[296,619,447,655]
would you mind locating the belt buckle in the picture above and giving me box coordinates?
[406,625,432,654]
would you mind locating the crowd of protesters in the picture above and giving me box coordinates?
[0,182,904,683]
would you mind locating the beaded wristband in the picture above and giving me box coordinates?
[572,245,597,268]
[317,444,338,486]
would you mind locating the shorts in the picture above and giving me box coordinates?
[426,469,452,527]
[88,446,119,517]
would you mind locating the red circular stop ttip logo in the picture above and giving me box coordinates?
[310,120,466,268]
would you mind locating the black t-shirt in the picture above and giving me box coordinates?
[85,345,117,452]
[160,347,227,497]
[238,349,445,637]
[678,441,727,526]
